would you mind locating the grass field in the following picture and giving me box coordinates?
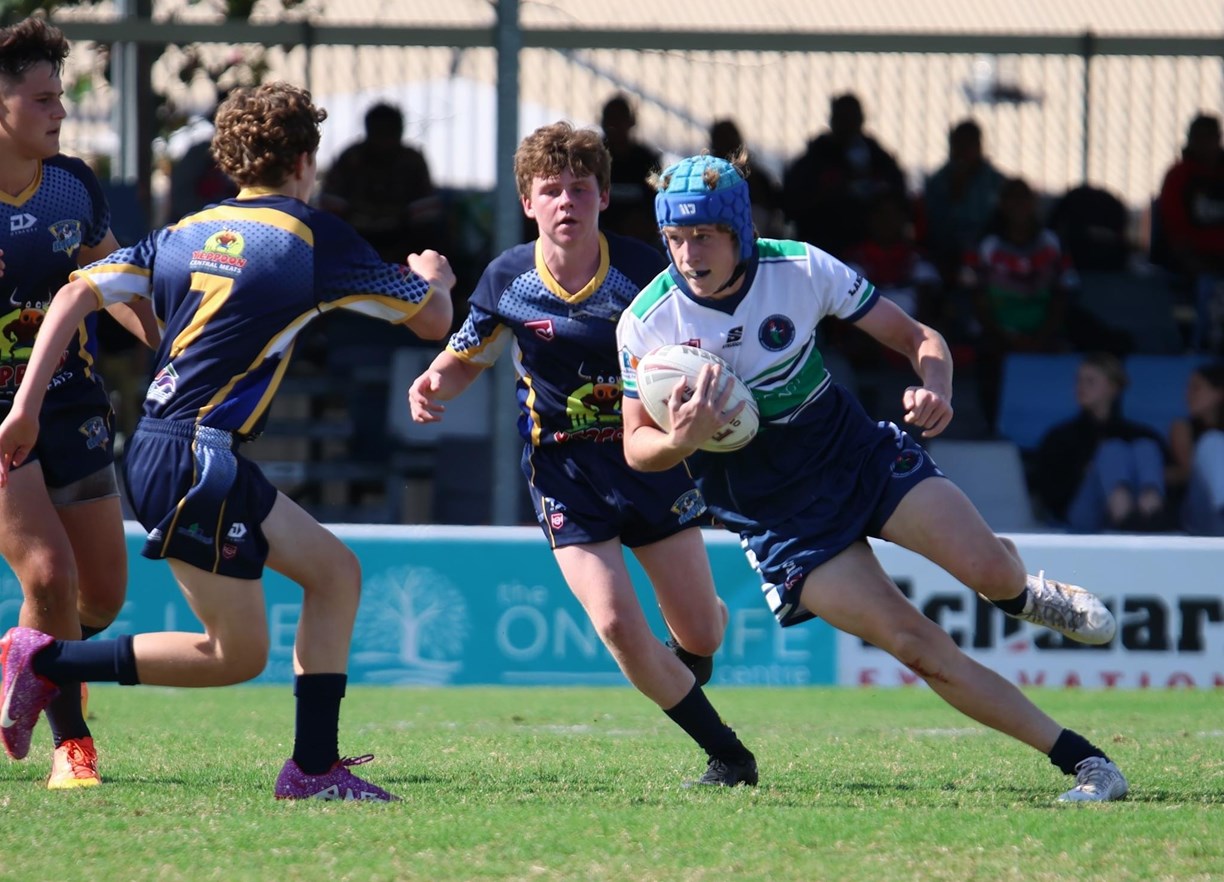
[2,686,1220,881]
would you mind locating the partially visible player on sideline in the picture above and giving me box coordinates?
[0,15,159,790]
[0,82,455,800]
[408,122,757,786]
[616,153,1129,802]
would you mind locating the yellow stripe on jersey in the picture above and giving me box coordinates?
[72,263,152,308]
[319,291,428,324]
[533,234,609,304]
[446,323,513,369]
[170,272,236,359]
[195,307,319,434]
[0,162,41,206]
[171,205,315,245]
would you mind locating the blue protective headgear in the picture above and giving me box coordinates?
[655,155,755,262]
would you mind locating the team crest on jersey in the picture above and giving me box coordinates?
[147,363,179,404]
[48,220,83,257]
[77,416,110,450]
[758,315,795,351]
[670,489,707,524]
[891,449,924,478]
[525,319,555,341]
[191,229,248,274]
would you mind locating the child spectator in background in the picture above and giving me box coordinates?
[1168,362,1224,535]
[1032,353,1170,533]
[962,177,1076,428]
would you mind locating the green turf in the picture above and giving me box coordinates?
[3,687,1220,881]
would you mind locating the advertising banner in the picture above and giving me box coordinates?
[0,526,1217,688]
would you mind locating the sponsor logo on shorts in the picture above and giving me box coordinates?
[758,315,795,351]
[542,497,567,531]
[671,488,707,524]
[176,523,214,545]
[221,544,238,560]
[78,415,110,450]
[227,522,248,541]
[891,449,924,477]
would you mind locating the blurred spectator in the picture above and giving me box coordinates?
[1047,184,1132,273]
[781,92,907,260]
[317,103,448,495]
[319,102,445,262]
[1157,114,1224,354]
[598,93,662,247]
[1167,361,1224,535]
[164,96,238,223]
[708,118,785,237]
[1032,353,1171,533]
[962,177,1076,426]
[844,190,941,323]
[919,119,1005,287]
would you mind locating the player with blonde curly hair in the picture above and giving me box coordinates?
[0,82,455,800]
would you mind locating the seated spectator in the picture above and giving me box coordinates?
[1168,362,1224,535]
[1157,114,1224,354]
[962,177,1076,426]
[1047,184,1132,274]
[319,102,445,262]
[708,118,785,237]
[782,92,907,260]
[833,191,942,373]
[1032,353,1171,533]
[598,93,663,247]
[919,119,1005,287]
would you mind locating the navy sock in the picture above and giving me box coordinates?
[1048,728,1110,775]
[45,682,90,747]
[992,588,1028,615]
[664,683,752,763]
[292,673,347,775]
[31,635,140,685]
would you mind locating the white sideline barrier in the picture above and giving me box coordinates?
[858,533,1223,689]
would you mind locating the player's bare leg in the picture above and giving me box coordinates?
[881,477,1116,644]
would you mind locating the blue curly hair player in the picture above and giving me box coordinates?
[617,150,1131,803]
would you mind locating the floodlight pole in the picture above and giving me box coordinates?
[490,0,523,525]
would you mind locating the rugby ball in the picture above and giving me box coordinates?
[636,344,759,452]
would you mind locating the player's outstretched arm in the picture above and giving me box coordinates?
[404,249,456,340]
[0,278,101,483]
[854,297,954,438]
[408,350,484,424]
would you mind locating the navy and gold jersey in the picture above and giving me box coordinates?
[0,155,111,405]
[447,231,666,445]
[74,190,436,437]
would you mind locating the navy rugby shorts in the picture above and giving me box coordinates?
[123,418,278,579]
[523,441,709,550]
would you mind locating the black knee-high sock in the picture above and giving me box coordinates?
[44,683,90,747]
[292,673,347,775]
[1048,729,1110,774]
[31,635,140,685]
[664,683,752,763]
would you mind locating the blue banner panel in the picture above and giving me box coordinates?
[0,525,838,687]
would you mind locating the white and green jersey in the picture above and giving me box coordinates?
[618,238,877,426]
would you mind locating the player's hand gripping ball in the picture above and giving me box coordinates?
[636,344,759,452]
